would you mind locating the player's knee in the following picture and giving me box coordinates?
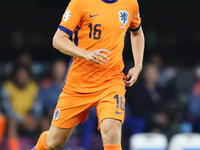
[101,119,122,144]
[108,130,120,140]
[102,127,121,144]
[46,138,64,150]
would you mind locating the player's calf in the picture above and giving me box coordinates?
[46,139,64,150]
[33,125,75,150]
[46,125,75,150]
[46,133,68,150]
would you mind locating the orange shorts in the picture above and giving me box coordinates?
[51,85,126,130]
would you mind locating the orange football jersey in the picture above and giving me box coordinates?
[59,0,141,93]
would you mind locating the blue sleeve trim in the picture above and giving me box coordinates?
[129,24,141,32]
[58,25,73,36]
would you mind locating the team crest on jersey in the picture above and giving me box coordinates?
[119,10,129,25]
[64,10,71,21]
[54,108,60,120]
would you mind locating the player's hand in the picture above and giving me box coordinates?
[84,49,110,65]
[124,66,142,87]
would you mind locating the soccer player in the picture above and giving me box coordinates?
[32,0,145,149]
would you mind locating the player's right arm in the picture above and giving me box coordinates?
[53,29,110,65]
[52,0,109,65]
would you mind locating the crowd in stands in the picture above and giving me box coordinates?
[0,52,199,150]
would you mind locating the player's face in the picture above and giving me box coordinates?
[15,68,30,88]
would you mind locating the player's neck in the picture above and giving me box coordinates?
[101,0,118,4]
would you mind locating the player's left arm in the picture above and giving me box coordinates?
[124,27,145,87]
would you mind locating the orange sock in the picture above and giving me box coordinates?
[0,115,6,144]
[8,137,20,150]
[35,131,49,150]
[104,144,122,150]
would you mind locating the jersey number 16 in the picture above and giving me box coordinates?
[88,23,101,40]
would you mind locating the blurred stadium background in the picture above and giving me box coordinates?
[0,0,200,150]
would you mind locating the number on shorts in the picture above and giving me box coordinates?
[114,94,125,111]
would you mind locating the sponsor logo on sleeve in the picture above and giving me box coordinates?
[54,108,60,120]
[64,10,71,21]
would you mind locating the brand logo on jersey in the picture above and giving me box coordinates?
[54,108,60,120]
[116,111,123,114]
[119,10,129,25]
[64,10,71,21]
[90,14,100,18]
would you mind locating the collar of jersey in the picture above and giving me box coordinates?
[101,0,118,4]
